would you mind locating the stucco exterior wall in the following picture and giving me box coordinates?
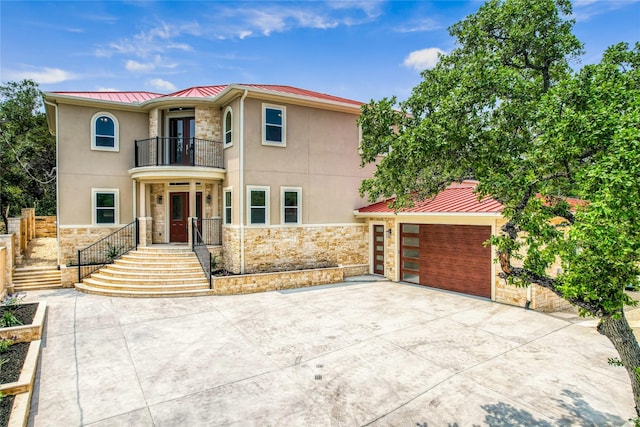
[56,103,147,226]
[240,97,374,224]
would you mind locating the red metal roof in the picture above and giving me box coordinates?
[50,84,363,106]
[50,91,163,103]
[357,181,504,215]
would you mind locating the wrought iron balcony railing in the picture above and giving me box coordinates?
[135,137,224,169]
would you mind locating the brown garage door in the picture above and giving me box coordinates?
[400,224,492,298]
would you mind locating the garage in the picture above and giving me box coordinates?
[400,223,492,298]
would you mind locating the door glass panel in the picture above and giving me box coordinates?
[402,237,419,247]
[172,195,184,220]
[403,249,420,258]
[376,245,384,251]
[402,224,419,234]
[402,272,419,282]
[376,236,384,242]
[403,261,419,270]
[376,264,384,271]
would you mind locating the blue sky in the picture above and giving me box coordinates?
[1,0,638,103]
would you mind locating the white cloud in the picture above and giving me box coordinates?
[3,67,77,84]
[96,87,121,92]
[571,0,640,22]
[148,78,176,91]
[403,48,445,71]
[396,18,442,33]
[125,59,156,72]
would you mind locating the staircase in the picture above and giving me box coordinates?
[75,246,214,297]
[12,266,62,291]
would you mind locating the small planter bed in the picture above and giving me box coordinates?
[0,340,41,427]
[0,301,47,343]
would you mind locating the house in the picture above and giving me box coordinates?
[43,84,375,287]
[354,180,571,312]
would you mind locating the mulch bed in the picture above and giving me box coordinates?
[0,395,15,427]
[0,342,30,385]
[0,303,38,326]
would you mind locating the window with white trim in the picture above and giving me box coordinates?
[223,187,232,224]
[91,112,119,151]
[92,189,119,225]
[281,187,301,224]
[262,104,286,146]
[247,186,269,225]
[223,107,233,148]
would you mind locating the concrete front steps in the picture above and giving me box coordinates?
[76,247,214,297]
[12,266,62,291]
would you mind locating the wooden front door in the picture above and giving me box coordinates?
[169,192,203,243]
[169,117,195,165]
[373,225,385,275]
[170,193,188,242]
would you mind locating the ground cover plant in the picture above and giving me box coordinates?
[358,0,640,420]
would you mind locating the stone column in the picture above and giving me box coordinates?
[137,217,153,247]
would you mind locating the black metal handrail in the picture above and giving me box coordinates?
[134,137,224,168]
[195,218,222,246]
[192,219,212,288]
[77,219,139,282]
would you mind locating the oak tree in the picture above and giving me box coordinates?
[358,0,640,417]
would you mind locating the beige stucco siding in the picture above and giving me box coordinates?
[241,98,372,224]
[57,103,147,226]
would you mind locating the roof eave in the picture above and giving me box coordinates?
[354,210,503,218]
[42,92,147,112]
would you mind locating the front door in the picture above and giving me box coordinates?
[169,192,203,243]
[169,117,195,165]
[170,193,188,242]
[373,225,385,275]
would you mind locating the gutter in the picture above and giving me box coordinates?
[239,89,248,274]
[42,98,60,267]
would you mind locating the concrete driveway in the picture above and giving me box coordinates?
[25,279,633,426]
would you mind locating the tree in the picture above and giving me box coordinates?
[0,80,56,232]
[358,0,640,418]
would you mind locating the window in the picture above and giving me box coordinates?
[223,107,233,147]
[91,112,119,151]
[92,189,119,225]
[247,186,269,225]
[281,187,301,224]
[223,188,232,224]
[262,104,286,146]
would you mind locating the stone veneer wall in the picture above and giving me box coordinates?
[150,184,166,243]
[149,108,159,138]
[221,224,368,275]
[212,266,343,295]
[58,226,123,265]
[195,106,221,141]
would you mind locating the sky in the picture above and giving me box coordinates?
[1,0,639,103]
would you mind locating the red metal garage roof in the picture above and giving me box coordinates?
[357,181,504,214]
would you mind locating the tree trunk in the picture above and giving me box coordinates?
[598,312,640,418]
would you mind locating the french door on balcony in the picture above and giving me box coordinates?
[169,117,195,165]
[169,192,202,243]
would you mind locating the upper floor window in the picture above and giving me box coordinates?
[281,187,301,224]
[91,112,119,151]
[92,189,119,225]
[224,107,233,148]
[262,104,286,146]
[247,186,270,225]
[223,187,232,224]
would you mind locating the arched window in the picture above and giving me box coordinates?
[91,112,119,151]
[223,107,233,147]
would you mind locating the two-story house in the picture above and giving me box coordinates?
[43,84,375,289]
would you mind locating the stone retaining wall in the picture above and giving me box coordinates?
[58,226,123,265]
[222,224,368,274]
[0,247,6,299]
[212,266,344,295]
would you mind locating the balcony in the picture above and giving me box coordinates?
[130,137,225,181]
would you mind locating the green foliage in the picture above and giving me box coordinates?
[0,337,13,353]
[105,243,122,263]
[0,294,25,328]
[358,0,640,319]
[0,79,56,231]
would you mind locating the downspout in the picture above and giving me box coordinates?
[43,98,60,267]
[239,90,248,274]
